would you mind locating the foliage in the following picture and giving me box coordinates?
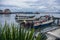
[0,22,47,40]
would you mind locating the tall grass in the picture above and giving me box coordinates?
[0,22,47,40]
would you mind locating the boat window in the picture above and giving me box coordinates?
[40,16,46,20]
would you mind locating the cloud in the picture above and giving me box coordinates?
[0,0,31,8]
[0,0,60,12]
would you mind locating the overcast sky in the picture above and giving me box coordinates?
[0,0,60,12]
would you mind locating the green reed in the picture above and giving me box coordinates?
[0,22,47,40]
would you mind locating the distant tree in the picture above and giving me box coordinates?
[0,10,3,13]
[3,9,11,14]
[35,12,40,14]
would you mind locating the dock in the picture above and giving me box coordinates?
[36,17,60,40]
[43,17,60,40]
[46,27,60,40]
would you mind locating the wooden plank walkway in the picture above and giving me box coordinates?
[46,28,60,38]
[41,26,60,33]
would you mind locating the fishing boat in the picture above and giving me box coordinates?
[15,14,54,29]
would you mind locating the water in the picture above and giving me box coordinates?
[0,14,18,25]
[0,13,60,25]
[0,13,60,33]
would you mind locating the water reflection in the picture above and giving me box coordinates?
[0,14,18,25]
[3,14,11,17]
[0,13,60,26]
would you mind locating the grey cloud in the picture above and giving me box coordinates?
[24,0,60,12]
[0,0,60,12]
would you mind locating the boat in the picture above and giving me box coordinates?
[33,15,54,29]
[15,14,54,29]
[15,14,35,23]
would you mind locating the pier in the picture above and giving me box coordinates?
[43,17,60,40]
[46,27,60,40]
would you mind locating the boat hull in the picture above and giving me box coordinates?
[33,21,53,29]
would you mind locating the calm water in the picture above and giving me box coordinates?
[0,13,60,25]
[0,13,60,33]
[0,14,17,25]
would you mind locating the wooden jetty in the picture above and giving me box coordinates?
[46,28,60,40]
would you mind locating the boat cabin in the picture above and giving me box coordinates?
[15,14,35,23]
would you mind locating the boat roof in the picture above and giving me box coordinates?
[16,14,35,17]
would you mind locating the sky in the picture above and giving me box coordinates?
[0,0,60,12]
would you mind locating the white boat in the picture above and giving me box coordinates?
[15,14,35,23]
[15,14,54,29]
[33,15,54,29]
